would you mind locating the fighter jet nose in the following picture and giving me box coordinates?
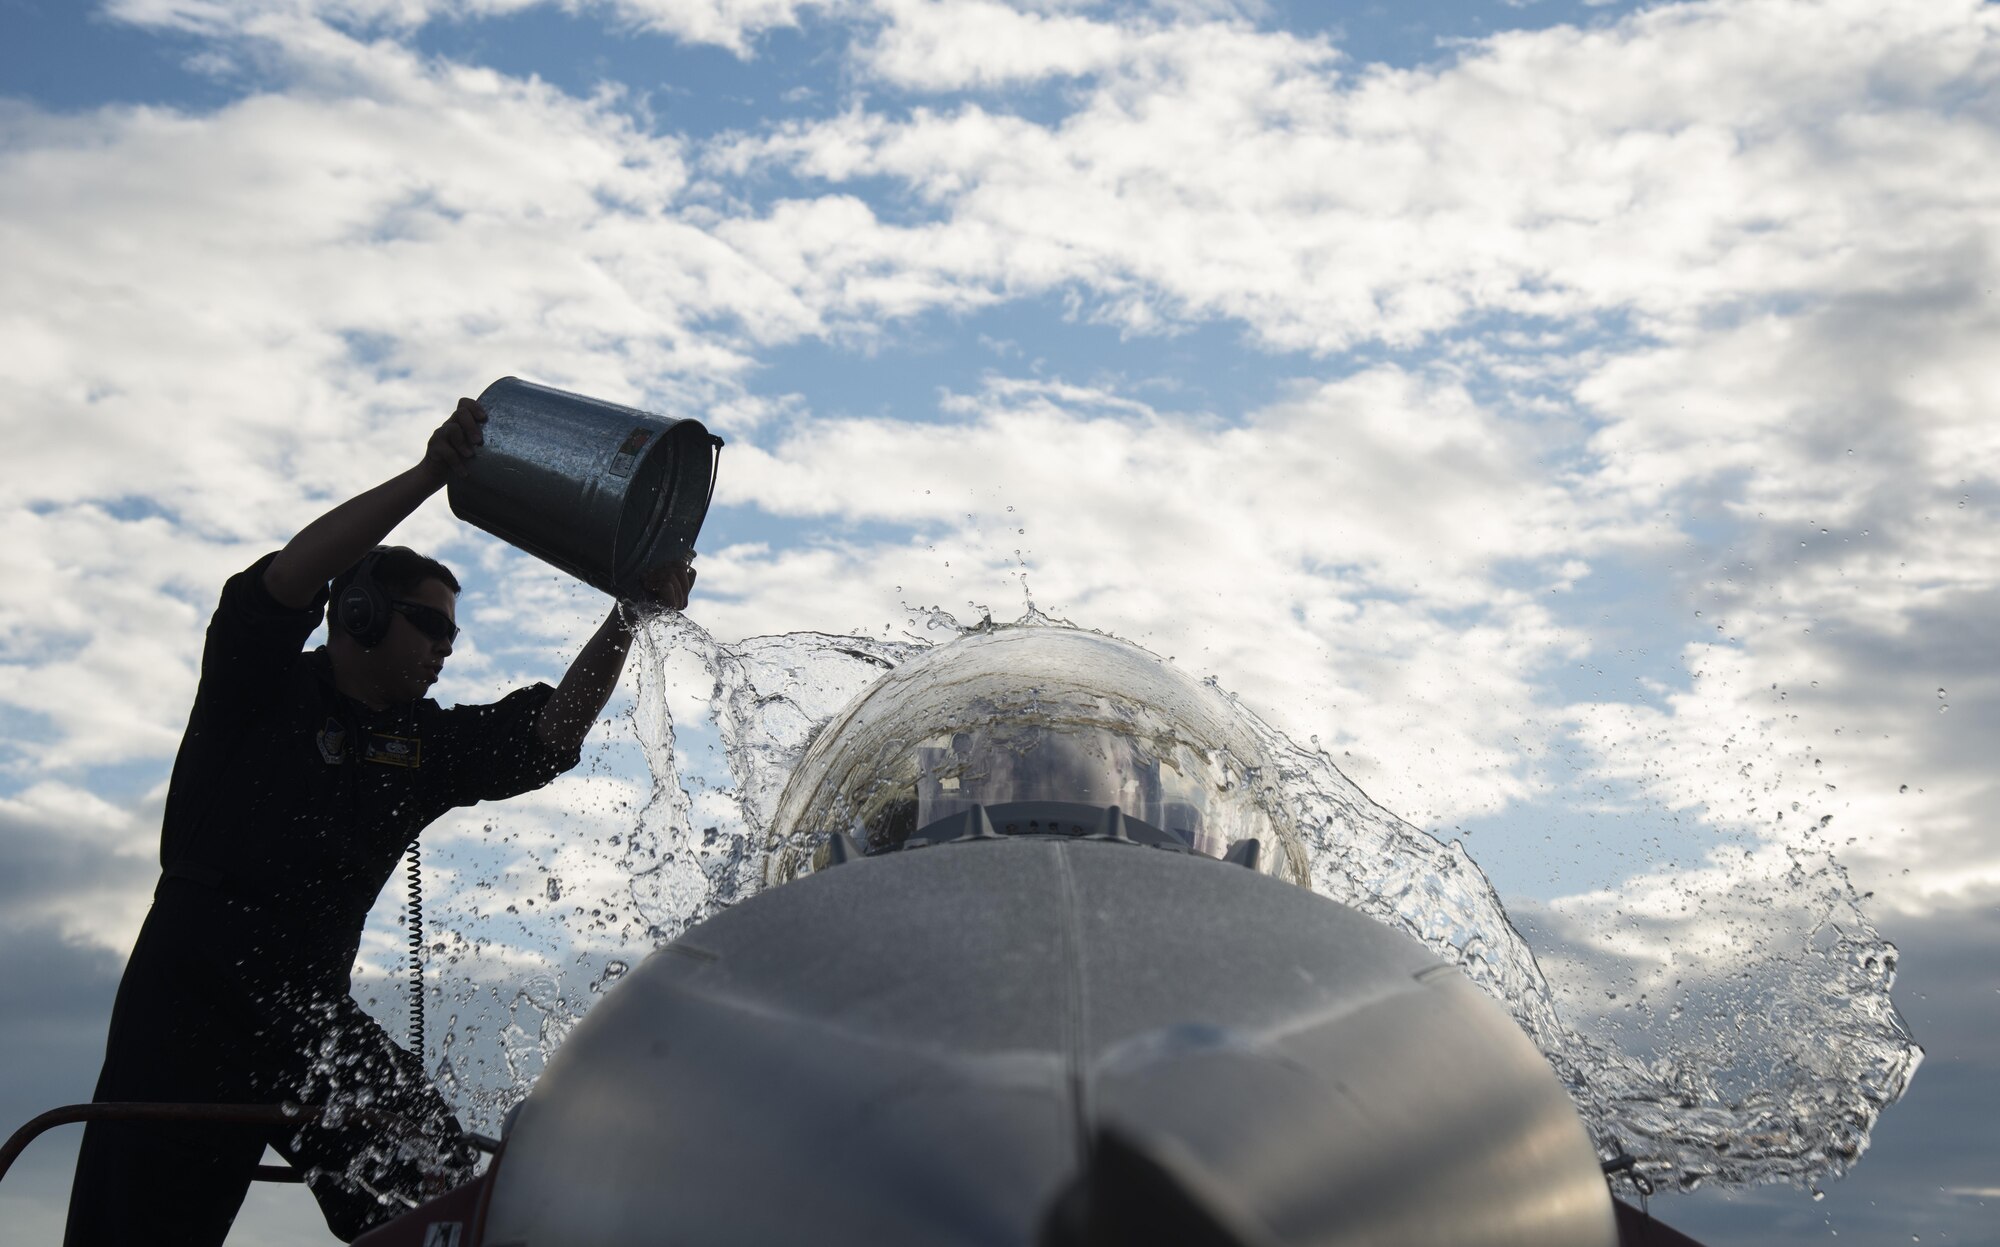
[477,838,1618,1247]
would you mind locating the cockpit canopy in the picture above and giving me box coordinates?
[895,725,1230,855]
[768,626,1301,883]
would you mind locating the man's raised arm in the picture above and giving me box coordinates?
[262,399,487,609]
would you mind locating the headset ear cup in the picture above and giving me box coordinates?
[336,583,383,647]
[336,551,392,647]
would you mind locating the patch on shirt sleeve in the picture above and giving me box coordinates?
[317,718,347,764]
[363,731,421,768]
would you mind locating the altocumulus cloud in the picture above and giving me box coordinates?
[3,0,1998,1241]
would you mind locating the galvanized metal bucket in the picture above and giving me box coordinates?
[447,377,723,600]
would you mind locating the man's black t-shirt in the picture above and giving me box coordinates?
[155,550,580,990]
[66,552,587,1245]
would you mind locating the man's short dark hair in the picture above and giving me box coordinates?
[328,547,461,624]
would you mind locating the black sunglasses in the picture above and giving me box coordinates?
[390,600,460,644]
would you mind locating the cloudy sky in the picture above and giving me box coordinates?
[3,0,1997,1241]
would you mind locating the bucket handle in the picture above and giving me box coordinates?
[702,432,723,516]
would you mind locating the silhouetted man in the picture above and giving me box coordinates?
[65,398,693,1244]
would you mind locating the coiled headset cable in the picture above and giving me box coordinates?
[405,839,425,1059]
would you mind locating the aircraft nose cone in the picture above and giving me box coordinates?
[479,840,1614,1247]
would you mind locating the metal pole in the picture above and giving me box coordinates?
[0,1102,495,1188]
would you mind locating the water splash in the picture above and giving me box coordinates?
[439,606,1917,1194]
[617,609,924,939]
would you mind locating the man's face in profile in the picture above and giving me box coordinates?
[363,577,457,704]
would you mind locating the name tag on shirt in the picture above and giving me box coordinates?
[363,731,422,768]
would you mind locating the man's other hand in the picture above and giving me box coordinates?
[424,397,488,483]
[630,562,696,613]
